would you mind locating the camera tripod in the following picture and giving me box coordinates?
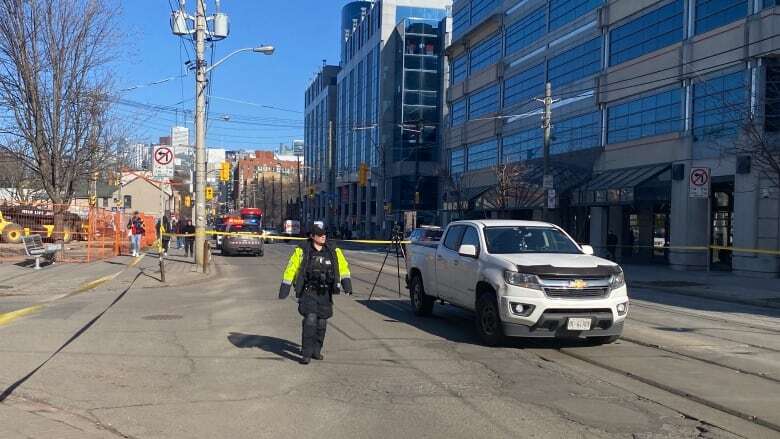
[367,225,405,301]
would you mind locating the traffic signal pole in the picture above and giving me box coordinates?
[193,0,207,272]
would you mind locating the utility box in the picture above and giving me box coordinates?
[212,13,229,38]
[171,10,189,36]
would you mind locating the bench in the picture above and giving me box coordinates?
[22,234,61,269]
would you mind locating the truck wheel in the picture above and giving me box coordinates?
[476,293,504,347]
[589,334,620,345]
[1,224,23,244]
[409,274,434,316]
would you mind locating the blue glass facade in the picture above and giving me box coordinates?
[451,99,467,126]
[469,33,502,75]
[608,88,682,144]
[451,55,468,84]
[470,0,499,24]
[467,139,499,170]
[502,128,543,163]
[693,70,746,141]
[549,0,603,30]
[548,37,602,87]
[450,148,466,175]
[610,0,684,66]
[551,111,601,154]
[503,63,545,107]
[695,0,747,35]
[505,7,546,56]
[468,84,500,119]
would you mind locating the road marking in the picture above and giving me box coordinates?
[0,254,145,327]
[0,305,44,327]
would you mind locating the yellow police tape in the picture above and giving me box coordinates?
[157,231,780,254]
[160,231,410,245]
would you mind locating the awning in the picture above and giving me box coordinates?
[574,164,670,205]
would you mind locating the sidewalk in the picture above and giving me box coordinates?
[0,246,213,316]
[624,264,780,309]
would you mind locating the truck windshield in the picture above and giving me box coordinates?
[483,227,581,254]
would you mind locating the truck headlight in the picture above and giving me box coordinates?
[504,271,542,290]
[610,268,626,290]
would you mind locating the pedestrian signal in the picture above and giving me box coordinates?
[205,186,214,201]
[358,163,369,187]
[184,195,191,207]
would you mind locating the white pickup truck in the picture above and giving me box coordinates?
[405,220,628,345]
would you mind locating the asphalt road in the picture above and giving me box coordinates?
[0,243,779,438]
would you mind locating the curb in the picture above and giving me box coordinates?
[629,282,780,310]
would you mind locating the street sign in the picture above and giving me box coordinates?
[688,167,710,198]
[547,189,557,209]
[153,145,175,179]
[542,174,554,189]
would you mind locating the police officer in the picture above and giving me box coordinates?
[278,224,353,364]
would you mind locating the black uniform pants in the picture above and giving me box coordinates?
[184,239,194,257]
[298,288,333,358]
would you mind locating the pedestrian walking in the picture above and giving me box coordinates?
[127,211,145,257]
[176,218,185,249]
[278,223,353,365]
[607,230,618,261]
[182,219,195,258]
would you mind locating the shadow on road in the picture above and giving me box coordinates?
[227,332,301,362]
[629,288,780,320]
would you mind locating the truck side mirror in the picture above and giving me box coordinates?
[581,245,594,255]
[458,244,478,258]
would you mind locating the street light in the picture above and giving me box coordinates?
[205,45,274,73]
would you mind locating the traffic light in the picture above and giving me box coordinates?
[220,161,231,182]
[358,163,369,187]
[184,195,191,207]
[205,186,214,201]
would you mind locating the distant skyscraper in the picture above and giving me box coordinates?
[170,126,192,170]
[128,143,150,170]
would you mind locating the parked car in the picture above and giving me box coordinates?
[262,227,279,244]
[282,219,301,242]
[405,220,628,346]
[221,223,264,257]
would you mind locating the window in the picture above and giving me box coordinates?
[450,148,466,175]
[471,0,499,23]
[460,226,481,254]
[766,58,780,132]
[469,33,501,75]
[453,5,470,38]
[123,195,132,208]
[467,139,498,170]
[484,226,581,254]
[451,99,467,126]
[451,55,468,84]
[695,0,747,34]
[549,0,603,30]
[502,127,543,162]
[468,84,499,120]
[766,0,779,8]
[503,63,545,107]
[693,70,746,140]
[551,111,601,154]
[608,88,682,144]
[609,0,684,66]
[505,7,546,56]
[548,37,602,87]
[444,225,466,251]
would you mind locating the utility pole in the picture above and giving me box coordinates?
[279,163,284,227]
[541,82,553,222]
[192,0,208,271]
[414,119,423,215]
[296,154,302,221]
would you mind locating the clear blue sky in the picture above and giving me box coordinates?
[117,0,353,151]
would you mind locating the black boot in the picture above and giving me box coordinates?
[299,356,311,365]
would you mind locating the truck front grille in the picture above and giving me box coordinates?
[543,287,609,299]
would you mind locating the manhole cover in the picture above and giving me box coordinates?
[142,314,182,320]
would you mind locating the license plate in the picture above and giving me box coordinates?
[567,317,592,331]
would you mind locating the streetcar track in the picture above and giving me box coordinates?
[630,300,780,334]
[627,315,780,354]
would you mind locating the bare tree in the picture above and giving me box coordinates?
[442,169,469,221]
[0,0,117,236]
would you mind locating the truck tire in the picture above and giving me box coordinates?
[409,274,434,316]
[475,292,504,346]
[1,224,23,244]
[589,334,620,345]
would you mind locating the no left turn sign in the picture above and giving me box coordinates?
[688,167,710,198]
[154,146,173,165]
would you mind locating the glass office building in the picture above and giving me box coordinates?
[444,0,780,276]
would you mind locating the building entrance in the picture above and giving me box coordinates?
[710,180,734,271]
